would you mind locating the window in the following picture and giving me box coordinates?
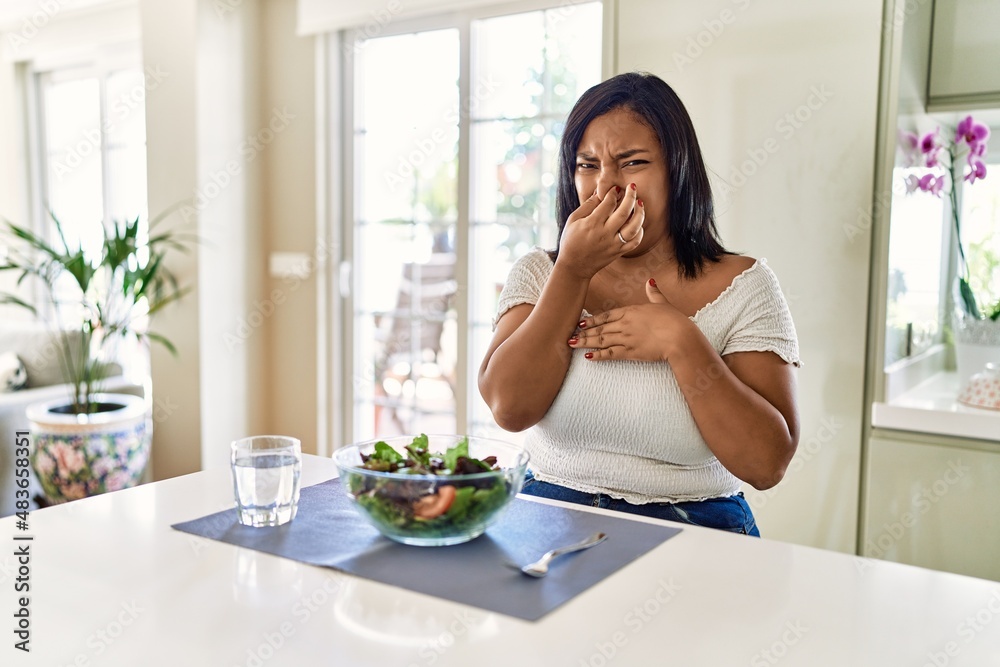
[345,3,603,442]
[884,166,948,366]
[961,160,1000,317]
[32,60,149,367]
[37,64,149,262]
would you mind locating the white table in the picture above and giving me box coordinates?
[2,454,999,666]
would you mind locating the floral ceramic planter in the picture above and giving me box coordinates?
[27,393,151,503]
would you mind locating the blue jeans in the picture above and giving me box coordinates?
[520,471,760,537]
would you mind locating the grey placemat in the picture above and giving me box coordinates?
[171,478,681,621]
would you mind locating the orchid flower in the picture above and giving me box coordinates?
[916,173,944,195]
[956,115,990,151]
[919,129,943,167]
[965,158,987,184]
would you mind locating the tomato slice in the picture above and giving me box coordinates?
[412,485,457,519]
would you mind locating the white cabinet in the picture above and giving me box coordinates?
[928,0,1000,107]
[863,433,1000,581]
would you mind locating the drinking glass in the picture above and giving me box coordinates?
[231,435,302,527]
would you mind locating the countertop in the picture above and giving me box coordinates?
[3,455,1000,665]
[872,371,1000,442]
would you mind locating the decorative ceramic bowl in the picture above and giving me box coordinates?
[957,363,1000,411]
[333,435,529,547]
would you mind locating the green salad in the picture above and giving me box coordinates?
[345,434,512,539]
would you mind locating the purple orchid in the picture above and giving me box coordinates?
[919,129,942,167]
[916,173,944,195]
[956,115,990,150]
[965,158,987,184]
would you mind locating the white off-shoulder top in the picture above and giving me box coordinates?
[492,247,801,504]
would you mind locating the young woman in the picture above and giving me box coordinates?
[478,72,801,536]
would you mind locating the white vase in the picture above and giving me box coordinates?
[952,311,1000,391]
[26,393,151,504]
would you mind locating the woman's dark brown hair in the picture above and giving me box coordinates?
[552,71,727,278]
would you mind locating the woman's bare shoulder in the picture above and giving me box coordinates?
[721,253,757,274]
[701,253,757,285]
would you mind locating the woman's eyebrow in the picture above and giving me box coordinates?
[575,148,650,160]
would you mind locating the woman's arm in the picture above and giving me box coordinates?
[670,333,799,490]
[477,264,589,432]
[480,187,645,431]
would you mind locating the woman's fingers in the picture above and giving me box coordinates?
[604,183,638,230]
[567,189,602,223]
[618,197,645,248]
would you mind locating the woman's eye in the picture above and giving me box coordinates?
[624,160,648,168]
[576,163,596,171]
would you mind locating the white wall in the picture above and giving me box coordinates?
[194,0,268,468]
[618,0,883,552]
[139,0,307,475]
[260,0,318,452]
[139,0,203,479]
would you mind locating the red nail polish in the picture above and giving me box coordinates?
[585,352,593,359]
[568,337,578,345]
[578,320,587,329]
[630,183,637,191]
[638,198,643,207]
[649,278,656,287]
[615,186,622,195]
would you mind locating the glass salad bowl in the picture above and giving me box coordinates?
[333,434,530,547]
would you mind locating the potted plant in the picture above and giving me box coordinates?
[901,115,999,388]
[0,211,192,503]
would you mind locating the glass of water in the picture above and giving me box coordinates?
[231,435,302,527]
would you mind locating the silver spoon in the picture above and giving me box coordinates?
[518,531,608,577]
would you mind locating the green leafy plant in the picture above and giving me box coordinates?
[0,209,194,413]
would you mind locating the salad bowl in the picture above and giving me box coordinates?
[333,434,530,546]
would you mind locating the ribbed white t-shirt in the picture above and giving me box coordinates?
[492,247,801,504]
